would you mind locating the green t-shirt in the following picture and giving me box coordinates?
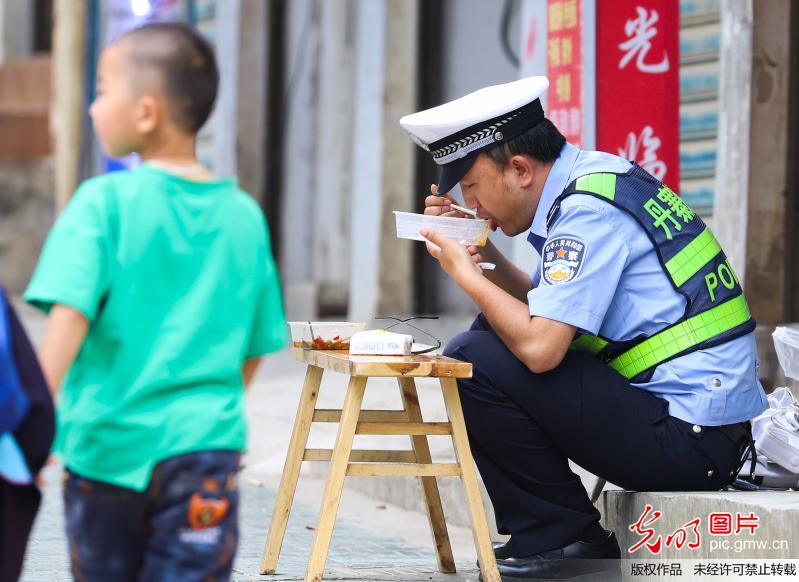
[25,165,288,491]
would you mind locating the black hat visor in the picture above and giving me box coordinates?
[436,153,479,197]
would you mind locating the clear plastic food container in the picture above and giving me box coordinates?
[394,211,490,246]
[288,321,366,350]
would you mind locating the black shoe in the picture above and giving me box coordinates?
[493,540,514,560]
[476,539,515,568]
[488,530,621,580]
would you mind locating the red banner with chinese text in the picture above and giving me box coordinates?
[547,0,584,147]
[596,0,680,187]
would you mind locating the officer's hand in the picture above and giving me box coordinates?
[420,228,482,280]
[466,244,485,265]
[423,184,471,218]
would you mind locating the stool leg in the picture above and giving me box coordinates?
[440,378,500,582]
[398,377,456,573]
[305,375,367,582]
[260,365,324,574]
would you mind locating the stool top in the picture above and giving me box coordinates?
[292,348,473,378]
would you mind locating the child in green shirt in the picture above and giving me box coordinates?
[25,22,287,580]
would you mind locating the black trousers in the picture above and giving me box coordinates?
[443,315,742,557]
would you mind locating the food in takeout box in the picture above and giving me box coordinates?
[394,211,490,247]
[288,321,366,350]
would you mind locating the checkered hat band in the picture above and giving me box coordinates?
[429,99,545,166]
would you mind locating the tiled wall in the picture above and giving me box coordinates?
[679,0,721,216]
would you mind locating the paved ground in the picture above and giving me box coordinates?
[16,302,484,581]
[21,461,482,581]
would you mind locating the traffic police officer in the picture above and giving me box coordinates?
[400,76,768,580]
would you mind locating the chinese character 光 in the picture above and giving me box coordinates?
[657,187,694,223]
[644,199,682,240]
[628,504,663,554]
[618,7,670,74]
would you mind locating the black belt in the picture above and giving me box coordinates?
[716,420,752,449]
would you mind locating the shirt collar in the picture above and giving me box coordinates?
[529,141,581,239]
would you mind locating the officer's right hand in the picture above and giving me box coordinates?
[423,184,484,266]
[423,184,471,218]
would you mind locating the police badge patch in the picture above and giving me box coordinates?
[542,236,587,285]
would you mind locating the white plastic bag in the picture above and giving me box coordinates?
[773,326,799,381]
[743,387,799,484]
[751,454,799,489]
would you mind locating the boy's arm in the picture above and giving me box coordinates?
[38,304,89,396]
[242,357,261,389]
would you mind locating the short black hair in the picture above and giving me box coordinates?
[119,22,219,133]
[483,118,566,167]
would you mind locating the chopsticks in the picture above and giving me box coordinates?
[450,203,478,218]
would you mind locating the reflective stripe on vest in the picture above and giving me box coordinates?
[607,295,751,380]
[575,173,617,201]
[570,333,608,355]
[664,227,721,287]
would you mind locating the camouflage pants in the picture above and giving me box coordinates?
[63,450,240,582]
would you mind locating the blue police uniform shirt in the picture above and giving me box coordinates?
[527,142,768,426]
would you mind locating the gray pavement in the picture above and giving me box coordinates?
[21,461,482,581]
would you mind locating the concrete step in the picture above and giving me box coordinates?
[338,467,799,561]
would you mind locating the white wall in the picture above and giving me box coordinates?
[279,0,321,319]
[435,0,523,313]
[0,0,33,64]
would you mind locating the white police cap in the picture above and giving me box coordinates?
[400,76,549,196]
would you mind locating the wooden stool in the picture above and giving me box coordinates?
[260,348,500,582]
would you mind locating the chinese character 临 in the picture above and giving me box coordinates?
[618,125,666,181]
[644,198,682,240]
[618,6,670,74]
[657,186,695,223]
